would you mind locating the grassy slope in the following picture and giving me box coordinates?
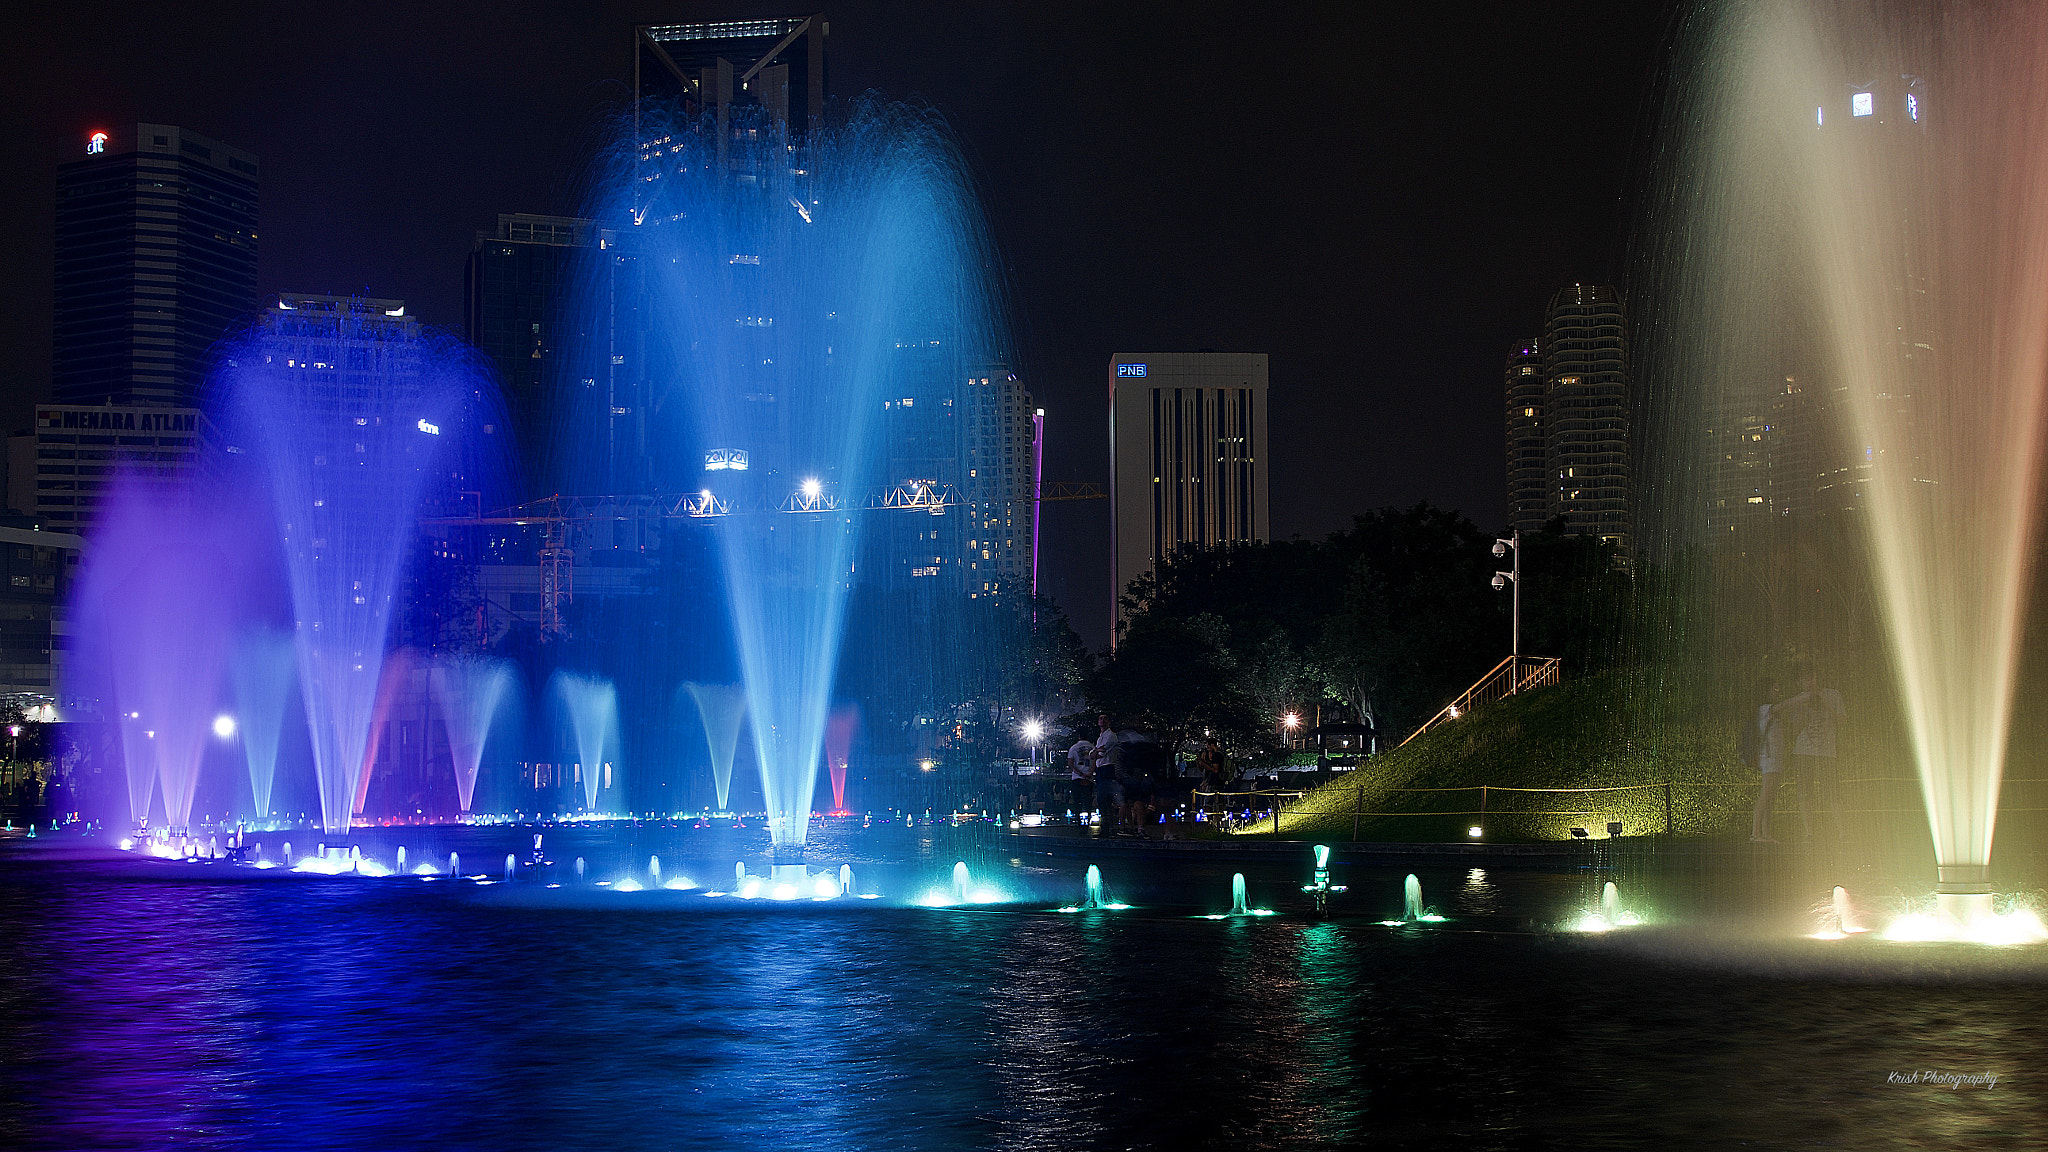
[1264,669,1755,842]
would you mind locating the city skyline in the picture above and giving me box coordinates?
[0,2,1672,646]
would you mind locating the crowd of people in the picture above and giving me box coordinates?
[1061,716,1258,837]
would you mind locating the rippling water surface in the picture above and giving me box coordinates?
[4,825,2046,1150]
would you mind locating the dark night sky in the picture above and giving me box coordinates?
[0,2,1677,648]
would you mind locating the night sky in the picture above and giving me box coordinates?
[1,2,1677,647]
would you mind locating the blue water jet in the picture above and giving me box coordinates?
[215,304,482,835]
[610,99,1007,865]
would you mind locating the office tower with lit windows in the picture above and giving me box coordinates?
[1540,284,1630,551]
[1503,339,1548,535]
[1109,352,1269,625]
[962,368,1037,599]
[54,124,258,408]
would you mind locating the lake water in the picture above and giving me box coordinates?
[3,822,2044,1150]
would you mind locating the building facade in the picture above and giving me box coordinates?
[54,124,258,408]
[1505,285,1631,549]
[635,16,828,141]
[1543,284,1630,550]
[1109,352,1270,625]
[1503,339,1548,535]
[6,405,204,529]
[464,214,605,496]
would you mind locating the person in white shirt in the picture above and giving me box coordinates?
[1092,715,1123,828]
[1067,738,1094,816]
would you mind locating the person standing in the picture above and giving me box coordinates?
[1196,738,1229,815]
[1779,664,1847,841]
[1748,679,1788,843]
[1093,715,1123,830]
[1067,737,1095,818]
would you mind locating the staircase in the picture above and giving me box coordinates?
[1397,655,1561,749]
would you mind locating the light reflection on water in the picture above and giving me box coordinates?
[4,836,2048,1151]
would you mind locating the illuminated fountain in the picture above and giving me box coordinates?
[431,655,515,815]
[1058,864,1128,913]
[73,473,248,834]
[1659,0,2048,939]
[215,303,479,836]
[1204,872,1278,919]
[1381,873,1445,926]
[552,672,618,815]
[681,683,746,811]
[616,100,1005,882]
[229,629,296,822]
[1571,882,1641,933]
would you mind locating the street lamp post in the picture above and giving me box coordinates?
[1492,530,1521,679]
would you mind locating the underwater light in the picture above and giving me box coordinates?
[1468,826,1482,838]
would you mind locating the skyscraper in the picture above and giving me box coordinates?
[1503,339,1547,535]
[1540,284,1630,550]
[54,124,258,408]
[1109,352,1269,626]
[635,16,827,141]
[464,213,604,495]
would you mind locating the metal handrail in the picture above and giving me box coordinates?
[1397,654,1560,749]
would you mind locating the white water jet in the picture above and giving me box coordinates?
[1663,0,2048,920]
[503,853,515,882]
[575,856,586,881]
[839,863,855,896]
[1602,881,1621,924]
[230,629,296,820]
[449,851,459,877]
[396,846,406,873]
[951,861,971,904]
[1404,874,1424,922]
[681,682,746,811]
[431,655,515,814]
[650,855,662,884]
[1833,885,1861,934]
[1230,873,1250,916]
[551,672,618,814]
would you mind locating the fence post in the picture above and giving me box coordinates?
[1272,792,1281,837]
[1663,783,1674,835]
[1352,784,1363,843]
[1479,785,1489,830]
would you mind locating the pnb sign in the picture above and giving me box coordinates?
[1116,363,1147,378]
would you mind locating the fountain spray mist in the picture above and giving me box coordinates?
[1644,1,2048,924]
[552,672,618,814]
[215,299,483,836]
[681,682,746,811]
[605,99,1007,867]
[432,656,515,814]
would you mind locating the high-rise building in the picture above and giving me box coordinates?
[1540,284,1630,551]
[961,369,1037,599]
[464,213,607,495]
[1109,352,1269,626]
[54,124,258,408]
[1503,339,1547,535]
[635,16,828,141]
[7,405,205,529]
